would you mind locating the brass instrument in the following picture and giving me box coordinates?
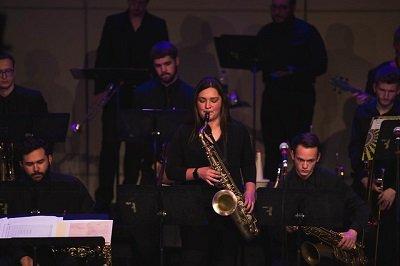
[70,83,117,133]
[53,244,112,265]
[0,142,15,181]
[300,226,367,265]
[199,112,259,240]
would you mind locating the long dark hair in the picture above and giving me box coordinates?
[190,76,230,141]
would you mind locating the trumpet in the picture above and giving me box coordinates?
[70,83,117,133]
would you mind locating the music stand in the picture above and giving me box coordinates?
[70,68,149,180]
[214,34,260,149]
[0,113,70,143]
[373,119,400,265]
[0,237,104,266]
[116,185,211,266]
[255,187,345,228]
[118,109,189,184]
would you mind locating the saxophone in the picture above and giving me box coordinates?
[198,113,259,240]
[300,226,367,265]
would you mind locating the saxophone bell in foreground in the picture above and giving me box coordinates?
[199,112,259,240]
[300,226,367,265]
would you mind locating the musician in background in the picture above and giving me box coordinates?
[94,0,168,212]
[0,51,48,181]
[256,0,327,182]
[132,40,194,185]
[280,132,369,265]
[0,52,47,114]
[166,77,261,266]
[348,68,400,265]
[0,136,94,265]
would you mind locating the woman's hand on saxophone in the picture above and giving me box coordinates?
[197,167,220,186]
[338,229,357,250]
[244,182,256,213]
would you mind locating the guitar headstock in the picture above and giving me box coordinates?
[329,75,362,95]
[329,76,350,93]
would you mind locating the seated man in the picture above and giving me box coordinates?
[274,132,369,265]
[0,136,95,266]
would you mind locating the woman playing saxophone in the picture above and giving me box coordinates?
[166,77,258,266]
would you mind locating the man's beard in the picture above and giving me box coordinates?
[30,168,49,181]
[160,73,175,84]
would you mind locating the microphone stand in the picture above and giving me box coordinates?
[394,135,400,266]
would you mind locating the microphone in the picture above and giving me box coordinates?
[279,142,289,167]
[394,127,400,140]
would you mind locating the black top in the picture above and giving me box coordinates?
[0,85,48,114]
[165,120,256,191]
[95,10,169,95]
[285,166,369,233]
[348,99,400,189]
[134,78,194,110]
[3,171,94,215]
[257,18,327,93]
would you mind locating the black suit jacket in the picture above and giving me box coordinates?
[95,10,169,94]
[0,85,48,114]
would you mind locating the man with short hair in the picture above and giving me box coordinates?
[281,132,369,265]
[0,136,94,266]
[94,0,169,212]
[257,0,327,182]
[131,40,194,185]
[349,69,400,265]
[0,52,47,114]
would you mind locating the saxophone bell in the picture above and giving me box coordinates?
[300,241,334,265]
[212,189,238,216]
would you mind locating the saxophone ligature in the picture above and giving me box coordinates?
[198,112,259,240]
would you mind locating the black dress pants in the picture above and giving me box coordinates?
[261,89,315,181]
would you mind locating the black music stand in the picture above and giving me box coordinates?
[116,185,211,266]
[0,237,104,266]
[0,113,69,143]
[214,34,260,149]
[256,187,346,265]
[255,187,345,228]
[118,109,189,184]
[70,68,149,180]
[373,119,400,265]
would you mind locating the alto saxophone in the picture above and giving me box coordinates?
[198,113,259,240]
[300,226,367,265]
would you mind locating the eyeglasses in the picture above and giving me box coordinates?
[271,4,290,10]
[0,68,14,78]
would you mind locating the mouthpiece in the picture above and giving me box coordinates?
[204,112,210,122]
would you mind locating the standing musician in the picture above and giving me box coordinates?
[94,0,169,212]
[281,132,369,265]
[165,77,259,266]
[133,41,194,185]
[353,25,400,104]
[256,0,327,182]
[349,68,400,265]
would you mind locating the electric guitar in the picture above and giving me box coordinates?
[329,76,374,102]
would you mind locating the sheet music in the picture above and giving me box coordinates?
[1,216,62,238]
[61,220,113,244]
[0,216,113,243]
